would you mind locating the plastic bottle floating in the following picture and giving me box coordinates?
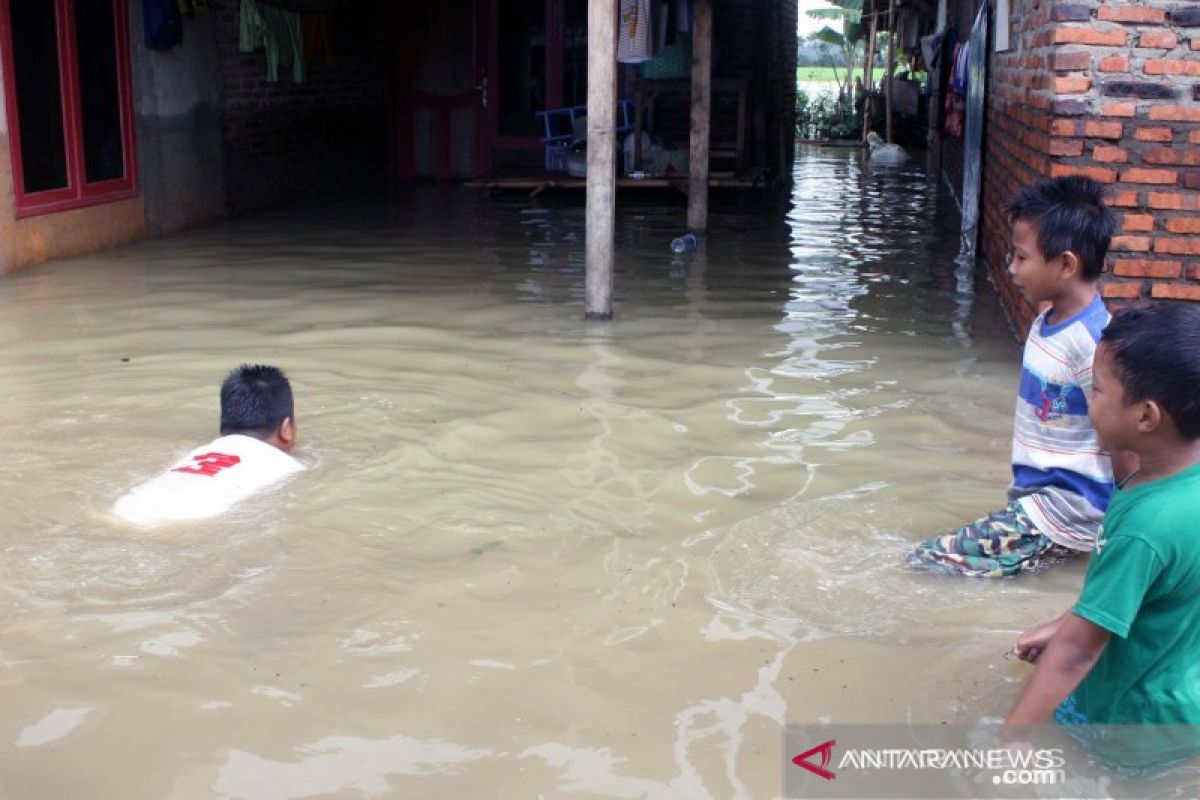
[670,233,699,254]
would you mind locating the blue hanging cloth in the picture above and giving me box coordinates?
[145,0,184,50]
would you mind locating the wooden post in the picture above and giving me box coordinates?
[687,0,713,233]
[861,8,877,142]
[886,0,896,144]
[585,0,618,320]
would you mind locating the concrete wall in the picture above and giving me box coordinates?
[130,0,226,236]
[0,22,145,275]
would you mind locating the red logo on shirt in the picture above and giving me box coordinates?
[172,452,241,477]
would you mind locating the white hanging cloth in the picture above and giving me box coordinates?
[617,0,653,63]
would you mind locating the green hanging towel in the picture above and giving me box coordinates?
[639,33,691,80]
[239,0,305,84]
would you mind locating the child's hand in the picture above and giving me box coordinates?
[1013,615,1067,663]
[1014,642,1043,663]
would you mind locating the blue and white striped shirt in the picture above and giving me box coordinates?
[1008,294,1114,551]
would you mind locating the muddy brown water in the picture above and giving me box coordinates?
[0,147,1085,798]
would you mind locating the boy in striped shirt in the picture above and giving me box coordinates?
[910,177,1134,577]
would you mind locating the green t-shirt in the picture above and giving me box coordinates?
[1071,461,1200,725]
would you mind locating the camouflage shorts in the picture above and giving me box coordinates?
[907,500,1075,578]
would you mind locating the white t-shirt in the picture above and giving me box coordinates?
[113,435,305,525]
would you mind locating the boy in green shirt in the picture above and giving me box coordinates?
[1005,302,1200,770]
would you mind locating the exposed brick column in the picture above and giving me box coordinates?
[981,0,1200,336]
[980,0,1056,337]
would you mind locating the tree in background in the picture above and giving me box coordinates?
[806,0,865,101]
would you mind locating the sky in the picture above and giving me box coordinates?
[797,0,840,38]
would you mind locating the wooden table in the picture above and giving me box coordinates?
[629,77,748,175]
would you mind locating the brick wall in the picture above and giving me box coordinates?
[981,0,1048,336]
[979,0,1200,337]
[766,0,799,176]
[211,0,388,216]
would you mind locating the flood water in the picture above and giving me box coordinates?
[1,147,1087,798]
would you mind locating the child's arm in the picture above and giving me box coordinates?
[1109,449,1140,486]
[1013,610,1071,663]
[1005,612,1111,727]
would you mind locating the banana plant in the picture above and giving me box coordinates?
[806,0,867,100]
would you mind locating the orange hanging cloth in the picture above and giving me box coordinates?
[302,14,335,69]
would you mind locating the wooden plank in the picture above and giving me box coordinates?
[886,0,896,144]
[463,176,753,189]
[735,83,747,176]
[861,8,877,142]
[466,176,760,189]
[585,0,618,320]
[687,0,713,233]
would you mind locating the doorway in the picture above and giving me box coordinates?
[476,0,588,173]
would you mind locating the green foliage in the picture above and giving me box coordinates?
[814,25,846,47]
[798,66,885,82]
[795,88,859,141]
[805,0,864,23]
[804,2,866,99]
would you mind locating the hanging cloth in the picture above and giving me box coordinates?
[640,32,691,79]
[896,9,921,51]
[920,31,938,72]
[953,40,970,95]
[240,0,306,83]
[676,0,692,33]
[145,0,183,50]
[178,0,211,17]
[654,0,669,53]
[302,14,335,68]
[617,0,653,64]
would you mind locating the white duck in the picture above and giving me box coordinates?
[866,131,910,164]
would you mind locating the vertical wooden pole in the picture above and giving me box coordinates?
[861,8,877,142]
[687,0,713,233]
[886,0,896,143]
[585,0,618,320]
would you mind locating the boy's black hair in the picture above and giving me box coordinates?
[220,364,294,439]
[1005,176,1116,280]
[1102,303,1200,440]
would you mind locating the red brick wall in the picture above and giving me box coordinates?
[981,0,1050,337]
[211,0,388,216]
[981,0,1200,337]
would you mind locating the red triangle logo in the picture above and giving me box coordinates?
[792,738,836,781]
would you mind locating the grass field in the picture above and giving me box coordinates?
[796,67,887,83]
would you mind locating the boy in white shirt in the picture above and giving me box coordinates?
[114,365,305,525]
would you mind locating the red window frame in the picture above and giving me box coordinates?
[0,0,137,218]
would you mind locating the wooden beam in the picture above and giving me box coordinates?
[886,0,896,144]
[687,0,713,233]
[585,0,618,320]
[465,175,760,190]
[861,9,877,142]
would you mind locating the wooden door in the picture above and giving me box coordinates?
[475,0,588,173]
